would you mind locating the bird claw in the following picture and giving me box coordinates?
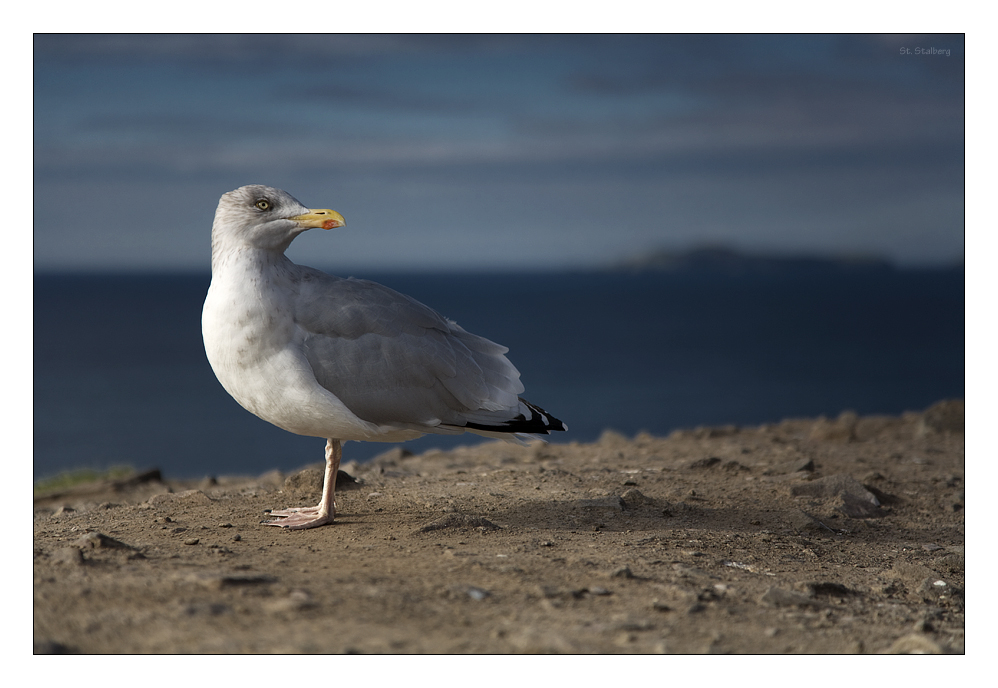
[262,505,335,529]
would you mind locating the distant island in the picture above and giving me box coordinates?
[609,246,901,275]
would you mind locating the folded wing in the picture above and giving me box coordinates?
[294,269,559,435]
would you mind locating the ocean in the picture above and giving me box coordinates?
[34,269,964,480]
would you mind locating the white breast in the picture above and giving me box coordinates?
[202,252,385,441]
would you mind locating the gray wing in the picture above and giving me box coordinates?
[293,268,525,429]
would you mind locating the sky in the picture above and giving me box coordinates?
[33,34,965,272]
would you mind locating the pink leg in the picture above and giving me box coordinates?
[263,438,341,529]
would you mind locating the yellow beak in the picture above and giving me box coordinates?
[290,209,346,230]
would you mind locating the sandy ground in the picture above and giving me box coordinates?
[33,400,964,654]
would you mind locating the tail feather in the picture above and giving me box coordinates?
[461,398,567,435]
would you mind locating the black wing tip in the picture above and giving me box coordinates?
[463,398,567,435]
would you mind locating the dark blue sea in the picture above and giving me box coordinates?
[34,269,965,480]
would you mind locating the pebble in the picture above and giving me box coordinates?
[184,538,200,546]
[74,532,133,550]
[803,582,857,598]
[619,488,653,509]
[759,586,824,608]
[416,513,501,533]
[784,509,835,534]
[688,457,722,469]
[466,587,490,601]
[790,474,884,518]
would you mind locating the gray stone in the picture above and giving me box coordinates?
[790,474,884,518]
[73,532,133,550]
[803,581,857,598]
[619,488,653,509]
[759,586,824,608]
[688,457,722,469]
[784,509,835,534]
[416,513,501,533]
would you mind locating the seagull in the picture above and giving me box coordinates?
[202,185,566,529]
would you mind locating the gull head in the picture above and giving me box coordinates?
[212,185,345,254]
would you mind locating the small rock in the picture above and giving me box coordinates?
[416,513,500,533]
[760,586,823,608]
[619,488,653,509]
[74,532,133,550]
[790,474,884,518]
[610,566,636,579]
[886,633,944,654]
[466,587,491,601]
[184,538,200,546]
[335,469,361,490]
[838,491,885,518]
[803,581,857,598]
[688,457,722,469]
[784,509,835,534]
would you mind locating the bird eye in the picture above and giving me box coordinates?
[255,199,271,211]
